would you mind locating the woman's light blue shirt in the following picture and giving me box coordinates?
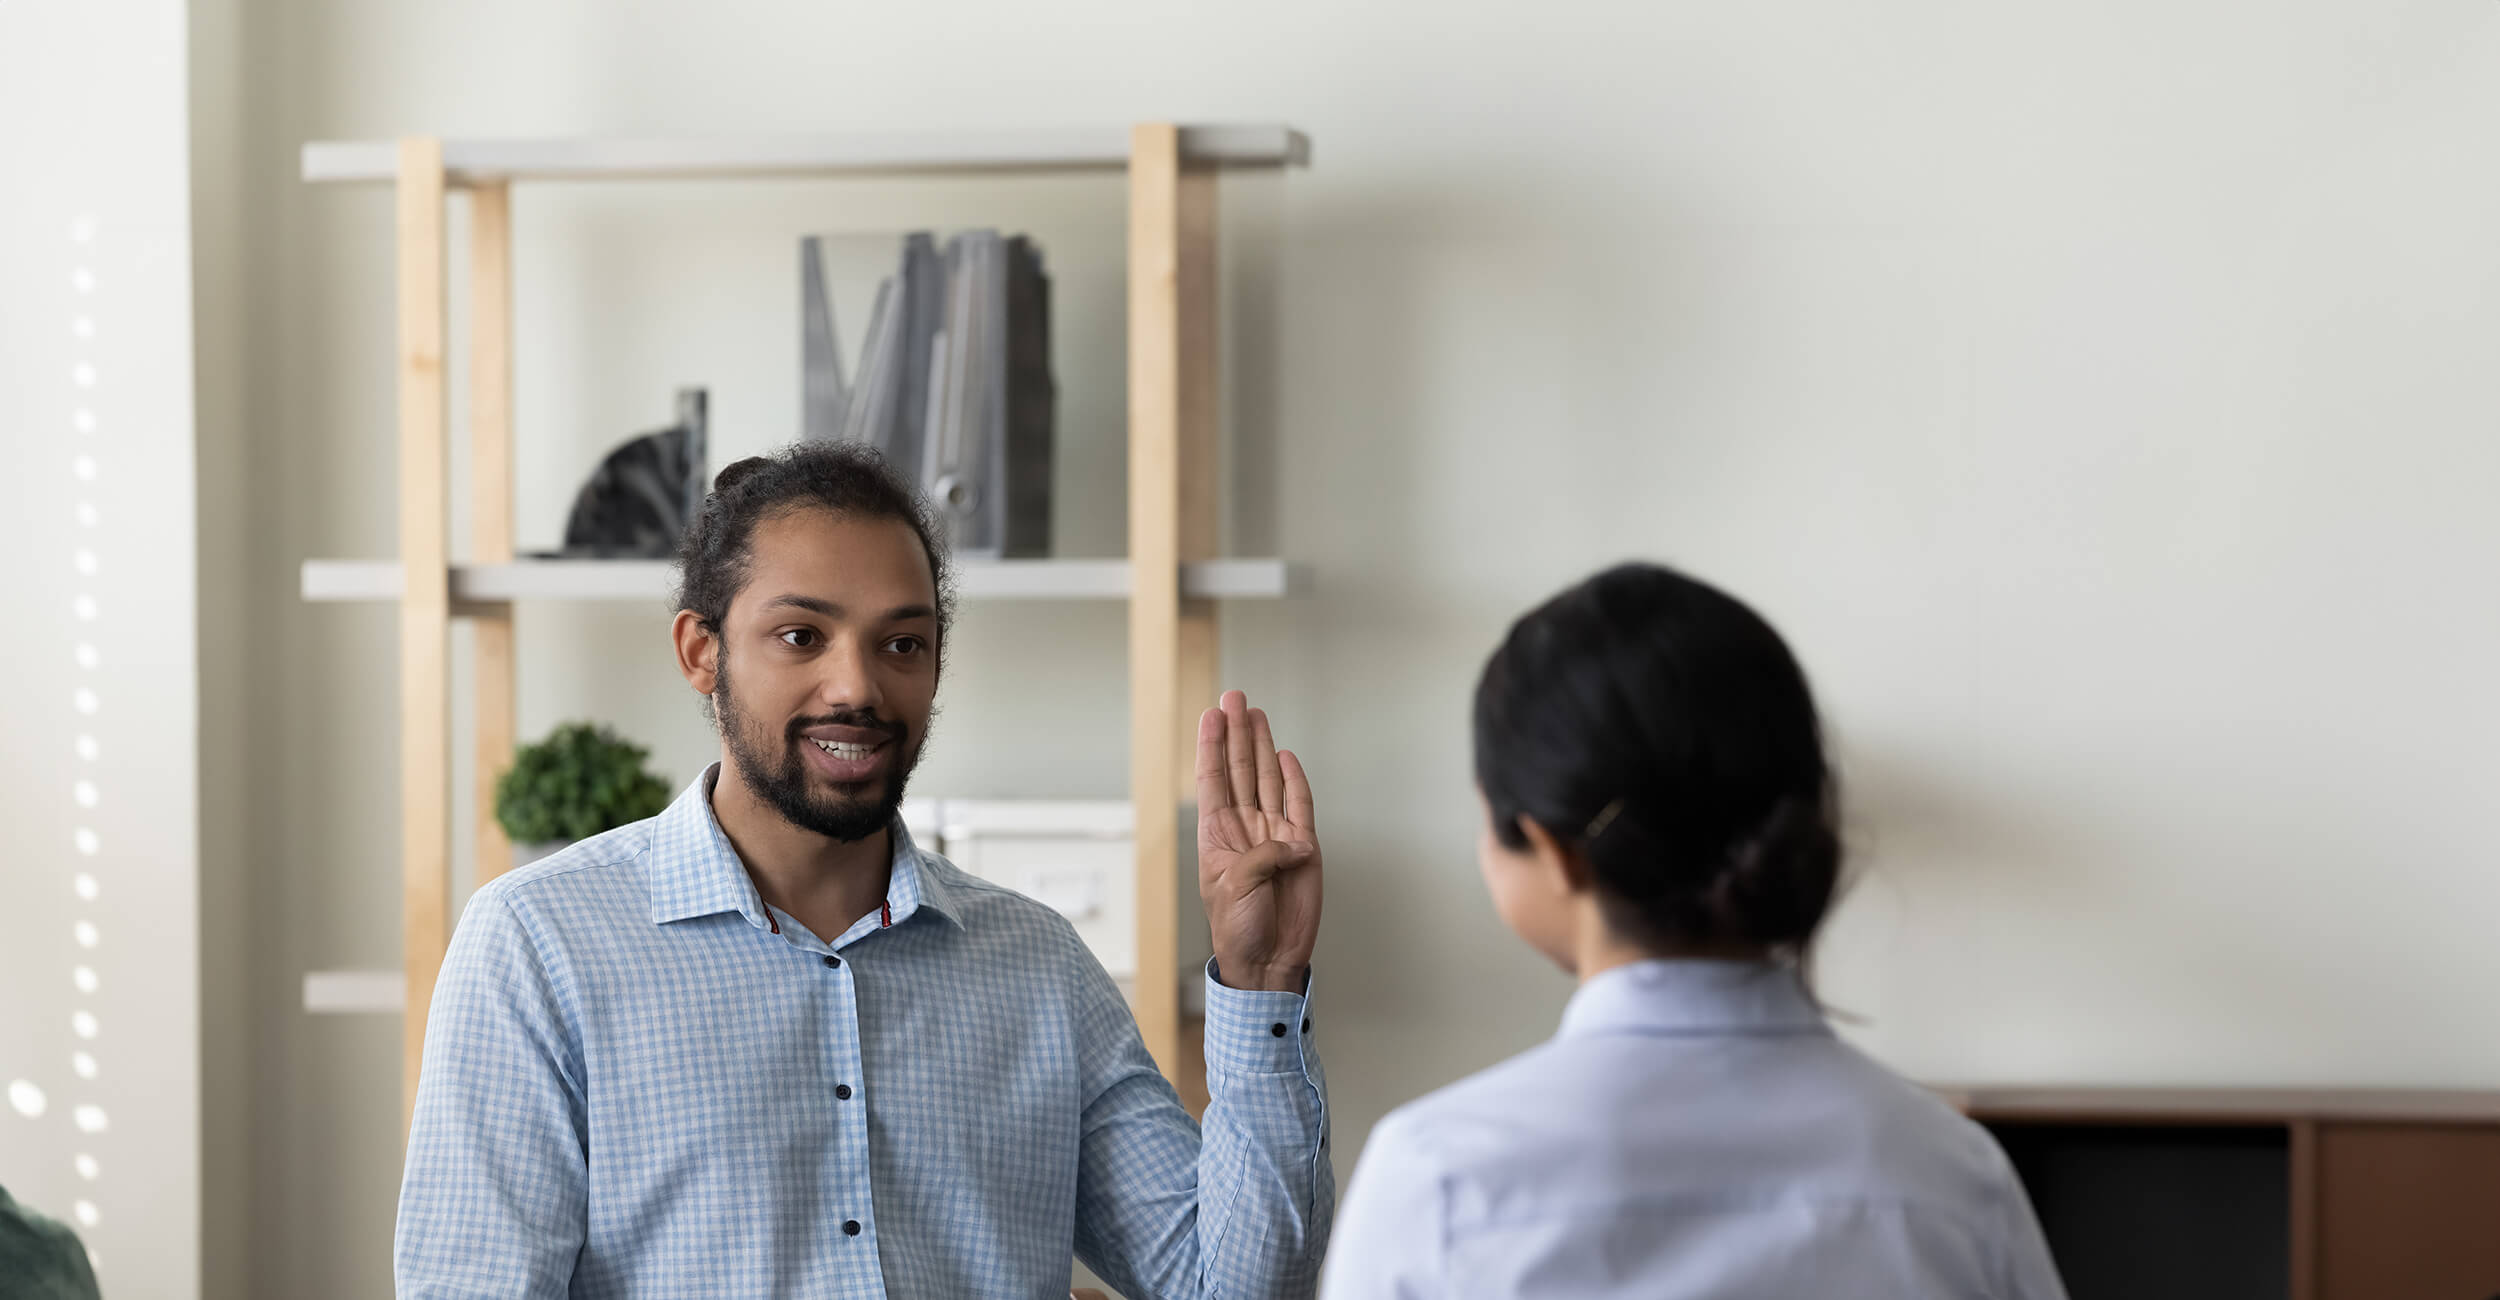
[1322,960,2064,1299]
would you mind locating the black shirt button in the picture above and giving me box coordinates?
[842,1219,861,1236]
[1270,1023,1287,1037]
[1302,1018,1312,1034]
[835,1084,853,1100]
[822,955,840,968]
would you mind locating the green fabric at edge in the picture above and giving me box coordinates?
[0,1184,102,1300]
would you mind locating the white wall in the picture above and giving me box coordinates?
[0,2,205,1296]
[213,1,2500,1294]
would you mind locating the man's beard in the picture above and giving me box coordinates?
[714,653,922,844]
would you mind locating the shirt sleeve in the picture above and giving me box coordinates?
[1997,1164,2070,1300]
[1317,1109,1446,1300]
[1070,951,1334,1299]
[394,887,589,1299]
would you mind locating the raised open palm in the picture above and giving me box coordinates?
[1196,690,1323,993]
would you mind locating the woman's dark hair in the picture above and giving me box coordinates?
[1473,562,1841,958]
[671,441,957,659]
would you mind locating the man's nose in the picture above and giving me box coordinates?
[812,635,886,716]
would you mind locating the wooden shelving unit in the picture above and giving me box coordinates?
[297,124,1309,1127]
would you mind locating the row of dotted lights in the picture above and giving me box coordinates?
[69,212,108,1260]
[11,217,111,1276]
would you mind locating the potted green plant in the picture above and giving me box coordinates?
[495,722,674,870]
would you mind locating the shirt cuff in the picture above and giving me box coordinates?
[1201,958,1316,1077]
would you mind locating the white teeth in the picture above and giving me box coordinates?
[813,739,876,761]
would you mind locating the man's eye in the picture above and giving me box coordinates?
[779,628,819,648]
[883,636,924,655]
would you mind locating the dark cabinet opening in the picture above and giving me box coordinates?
[1987,1123,2290,1300]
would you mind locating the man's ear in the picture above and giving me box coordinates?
[671,610,719,696]
[1517,816,1598,896]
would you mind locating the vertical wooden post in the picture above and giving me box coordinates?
[1173,159,1221,811]
[469,182,518,888]
[396,138,451,1129]
[1170,148,1221,1118]
[1129,123,1212,1081]
[1131,127,1222,1088]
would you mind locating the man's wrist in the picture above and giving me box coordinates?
[1211,957,1308,994]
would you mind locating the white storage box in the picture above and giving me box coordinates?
[918,800,1136,991]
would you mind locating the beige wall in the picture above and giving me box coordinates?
[203,1,2500,1294]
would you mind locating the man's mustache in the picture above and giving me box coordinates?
[783,711,907,745]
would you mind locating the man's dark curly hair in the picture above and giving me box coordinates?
[671,441,957,665]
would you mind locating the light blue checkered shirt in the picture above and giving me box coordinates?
[397,767,1332,1298]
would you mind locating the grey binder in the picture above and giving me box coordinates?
[804,232,947,482]
[798,229,1053,557]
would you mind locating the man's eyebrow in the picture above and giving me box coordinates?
[756,595,936,623]
[759,594,841,617]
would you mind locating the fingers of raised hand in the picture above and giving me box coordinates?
[1279,748,1317,835]
[1222,690,1258,810]
[1195,707,1230,816]
[1251,708,1285,816]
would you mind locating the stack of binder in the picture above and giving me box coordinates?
[802,231,1055,559]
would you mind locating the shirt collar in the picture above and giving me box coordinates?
[1557,958,1829,1040]
[884,824,965,930]
[647,764,964,933]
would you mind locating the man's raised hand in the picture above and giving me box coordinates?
[1195,690,1322,993]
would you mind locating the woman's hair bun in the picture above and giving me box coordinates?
[1702,794,1840,947]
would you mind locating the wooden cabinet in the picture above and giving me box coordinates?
[2315,1123,2500,1300]
[1937,1089,2500,1300]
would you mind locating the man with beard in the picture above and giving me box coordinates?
[395,444,1332,1298]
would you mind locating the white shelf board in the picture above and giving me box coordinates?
[302,126,1310,185]
[303,969,406,1015]
[302,557,1302,604]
